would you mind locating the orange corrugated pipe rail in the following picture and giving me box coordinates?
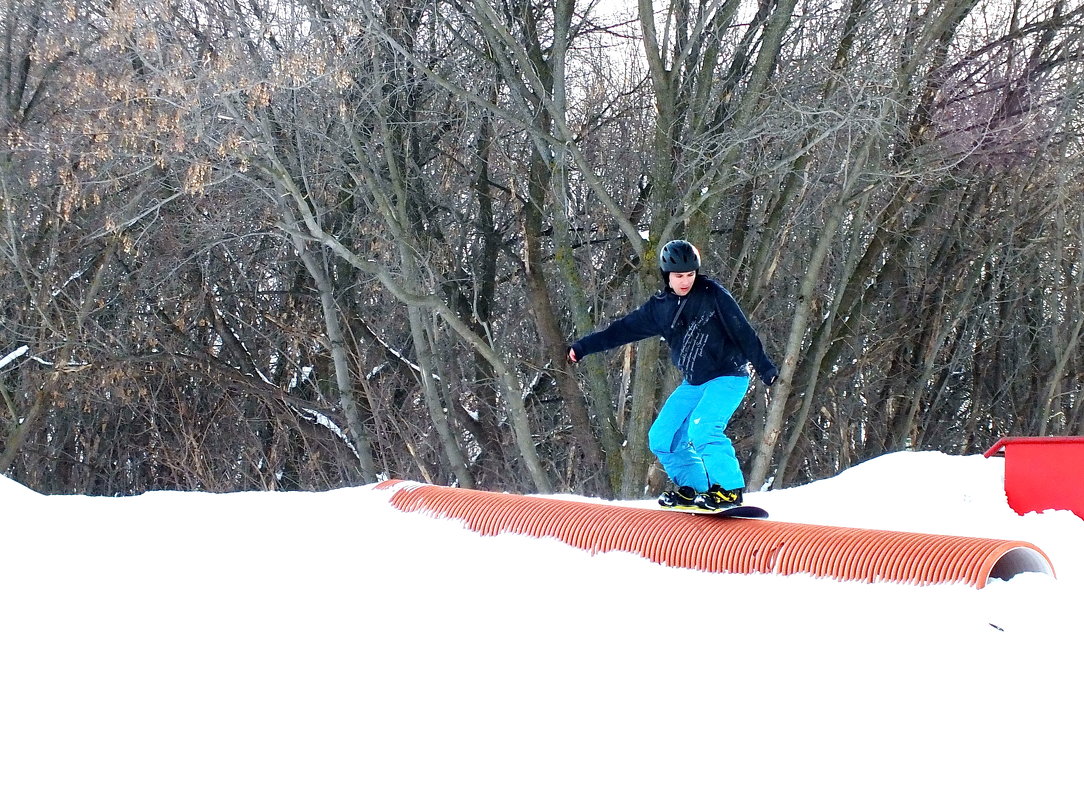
[376,480,1054,588]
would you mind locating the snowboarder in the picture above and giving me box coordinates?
[567,239,778,511]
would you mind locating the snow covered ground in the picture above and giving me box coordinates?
[3,451,1082,800]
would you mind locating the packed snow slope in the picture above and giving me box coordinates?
[3,451,1083,801]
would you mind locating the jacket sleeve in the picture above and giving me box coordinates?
[712,285,778,385]
[570,300,663,361]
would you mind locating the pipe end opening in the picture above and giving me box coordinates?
[987,546,1055,584]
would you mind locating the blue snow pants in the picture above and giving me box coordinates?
[647,375,751,493]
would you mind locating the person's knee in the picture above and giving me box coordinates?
[690,420,728,452]
[650,417,691,455]
[648,428,672,456]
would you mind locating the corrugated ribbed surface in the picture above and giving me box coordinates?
[376,480,1054,588]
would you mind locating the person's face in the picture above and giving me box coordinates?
[668,270,697,296]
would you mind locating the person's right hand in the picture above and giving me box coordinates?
[567,347,578,363]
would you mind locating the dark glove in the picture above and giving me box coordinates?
[762,368,779,387]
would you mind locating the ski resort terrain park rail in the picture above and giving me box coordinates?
[377,480,1054,588]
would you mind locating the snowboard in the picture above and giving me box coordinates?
[660,504,769,519]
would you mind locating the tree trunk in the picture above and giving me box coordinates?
[750,130,877,489]
[405,303,473,487]
[288,230,377,481]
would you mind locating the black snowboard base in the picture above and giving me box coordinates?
[659,504,769,519]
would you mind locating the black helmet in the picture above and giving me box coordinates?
[659,239,701,273]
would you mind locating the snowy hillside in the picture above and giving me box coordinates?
[2,451,1082,800]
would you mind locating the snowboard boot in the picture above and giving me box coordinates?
[694,485,743,511]
[658,485,698,510]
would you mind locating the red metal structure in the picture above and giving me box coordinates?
[377,480,1054,588]
[984,436,1084,519]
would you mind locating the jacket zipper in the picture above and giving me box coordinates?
[670,297,687,329]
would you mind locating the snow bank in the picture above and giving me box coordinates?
[2,452,1082,801]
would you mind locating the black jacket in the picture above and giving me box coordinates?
[570,276,778,387]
